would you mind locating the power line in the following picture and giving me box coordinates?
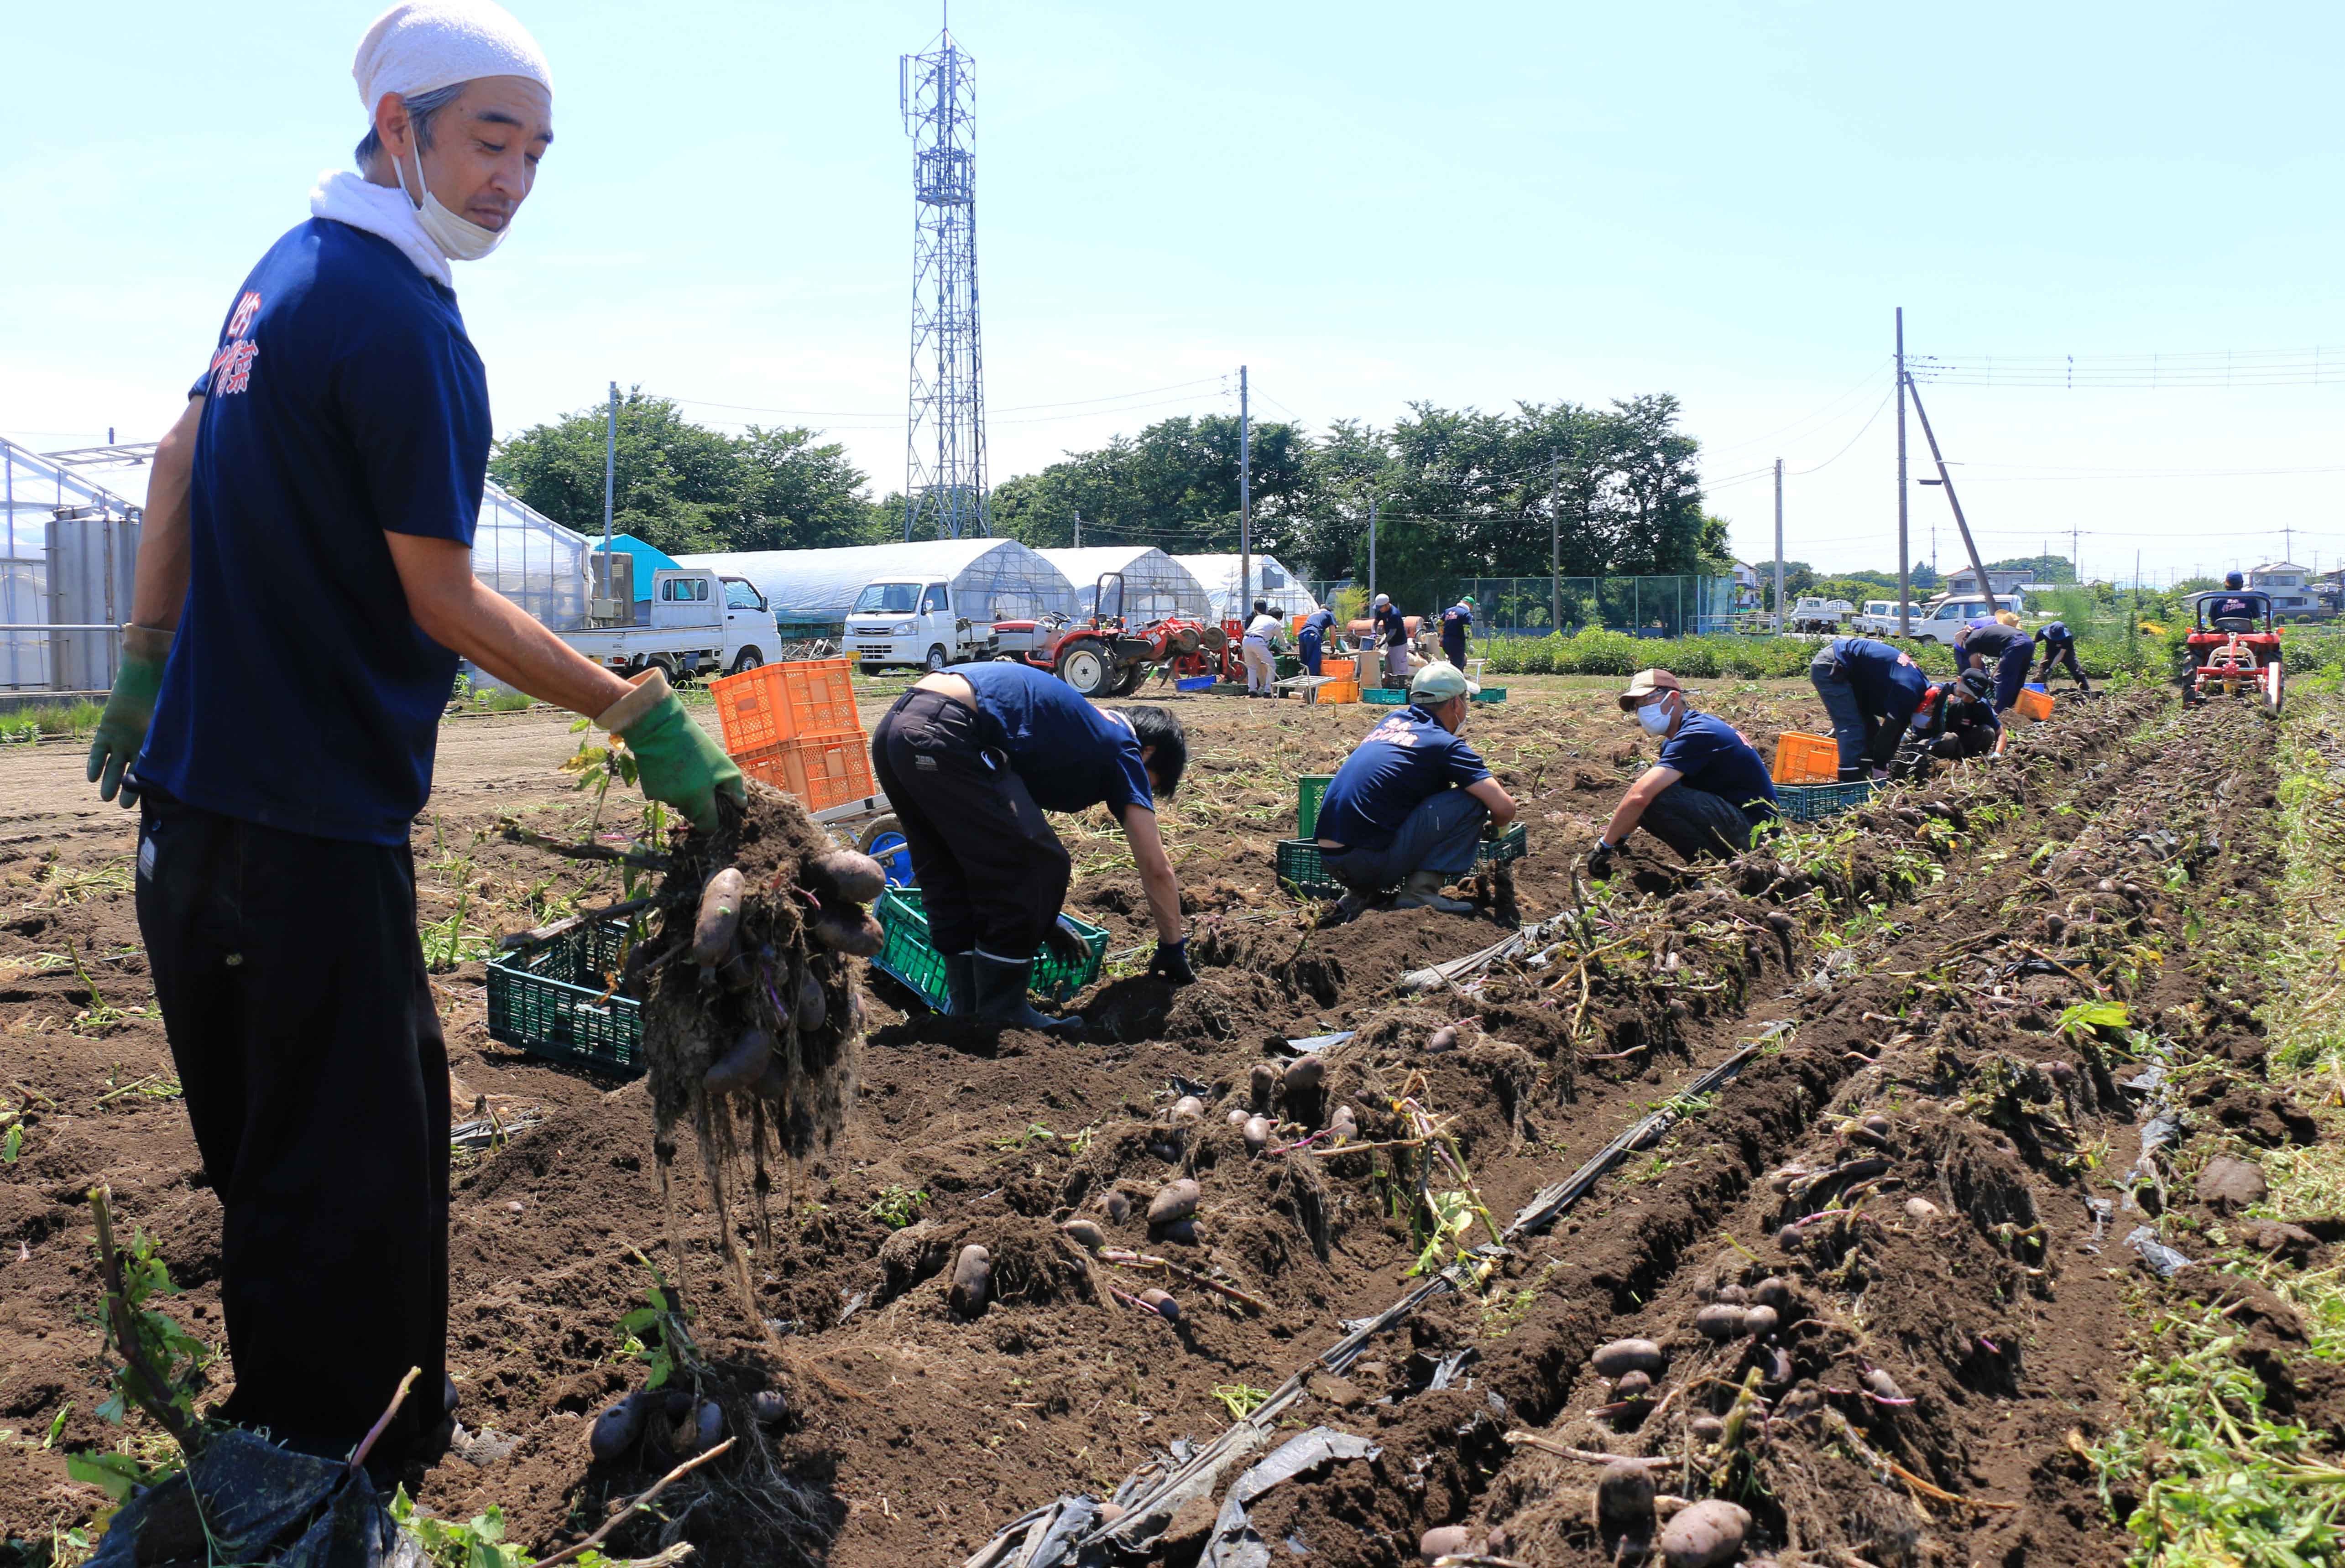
[1698,355,1895,460]
[1786,386,1897,476]
[1910,345,2345,390]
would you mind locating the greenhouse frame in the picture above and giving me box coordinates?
[676,539,1076,636]
[1038,547,1211,623]
[1170,552,1323,620]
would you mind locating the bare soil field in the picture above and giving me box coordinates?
[0,674,2323,1568]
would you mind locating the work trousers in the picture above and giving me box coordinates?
[1638,782,1764,862]
[1241,637,1276,694]
[1298,631,1323,676]
[1320,788,1489,894]
[2035,644,2089,690]
[1808,655,1890,777]
[870,688,1070,963]
[1384,643,1410,683]
[135,790,449,1461]
[1441,637,1467,670]
[1984,642,2033,712]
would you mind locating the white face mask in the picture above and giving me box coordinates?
[405,142,507,263]
[1635,701,1672,736]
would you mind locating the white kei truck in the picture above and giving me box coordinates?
[841,577,999,675]
[559,567,776,681]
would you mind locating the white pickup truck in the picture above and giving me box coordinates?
[843,578,997,674]
[1904,592,2029,645]
[560,568,774,680]
[1850,600,1927,636]
[1787,597,1855,634]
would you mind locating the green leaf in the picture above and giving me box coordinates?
[66,1451,147,1501]
[44,1402,69,1448]
[2,1123,20,1163]
[618,1308,660,1335]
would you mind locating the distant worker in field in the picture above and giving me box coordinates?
[2032,620,2090,692]
[1314,663,1517,915]
[1371,593,1412,686]
[1807,635,1928,780]
[2208,571,2269,629]
[869,661,1193,1026]
[1954,618,2035,711]
[79,0,743,1475]
[1440,595,1476,668]
[1586,669,1778,877]
[1297,603,1337,676]
[1908,668,2001,762]
[1241,599,1284,696]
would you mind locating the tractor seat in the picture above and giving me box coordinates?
[2213,617,2255,634]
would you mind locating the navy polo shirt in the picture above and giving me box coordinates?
[1826,636,1930,717]
[138,219,490,845]
[1657,711,1778,824]
[1440,603,1473,648]
[1317,705,1492,850]
[2034,621,2073,648]
[955,661,1155,817]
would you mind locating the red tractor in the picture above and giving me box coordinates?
[992,573,1230,697]
[2184,590,2284,711]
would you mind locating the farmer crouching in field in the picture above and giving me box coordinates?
[1314,663,1518,916]
[1907,668,2001,765]
[81,0,742,1473]
[1585,669,1777,878]
[1954,618,2036,712]
[1807,634,1928,781]
[868,661,1194,1027]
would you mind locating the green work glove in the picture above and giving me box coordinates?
[86,625,173,808]
[599,670,744,834]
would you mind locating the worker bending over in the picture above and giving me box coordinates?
[82,0,742,1472]
[1241,599,1283,696]
[1807,635,1928,780]
[1908,669,2001,762]
[1314,663,1516,915]
[2032,621,2089,692]
[1439,595,1475,668]
[870,661,1192,1027]
[1298,604,1337,676]
[1587,669,1777,877]
[1371,593,1412,686]
[1954,619,2035,711]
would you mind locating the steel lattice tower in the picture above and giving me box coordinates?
[899,26,987,540]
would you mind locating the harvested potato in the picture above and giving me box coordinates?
[950,1244,993,1316]
[702,1027,773,1095]
[689,868,746,966]
[1657,1498,1749,1568]
[806,849,885,906]
[812,908,884,956]
[1591,1339,1666,1379]
[589,1392,647,1462]
[1594,1460,1656,1545]
[1147,1178,1201,1228]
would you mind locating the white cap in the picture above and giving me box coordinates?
[354,0,552,112]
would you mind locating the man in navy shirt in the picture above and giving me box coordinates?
[1808,635,1929,779]
[79,1,741,1471]
[1297,604,1337,676]
[1587,669,1777,876]
[1314,663,1518,914]
[1439,596,1475,668]
[1954,620,2036,711]
[870,661,1192,1026]
[2031,621,2089,692]
[1370,593,1413,686]
[1909,668,2001,762]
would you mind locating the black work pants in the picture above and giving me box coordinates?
[2035,645,2089,690]
[870,688,1070,964]
[134,791,448,1461]
[1637,782,1761,862]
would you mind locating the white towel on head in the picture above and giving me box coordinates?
[353,0,551,112]
[310,169,453,287]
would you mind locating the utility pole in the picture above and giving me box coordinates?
[599,380,617,622]
[1072,508,1081,549]
[2072,519,2080,582]
[1896,307,1910,636]
[1367,492,1379,604]
[1903,374,1998,610]
[1237,365,1251,621]
[1773,458,1785,633]
[1549,455,1563,633]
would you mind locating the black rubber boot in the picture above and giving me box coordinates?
[972,954,1080,1031]
[942,952,976,1016]
[1391,870,1472,915]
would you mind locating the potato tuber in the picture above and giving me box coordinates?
[1594,1459,1656,1546]
[806,849,885,906]
[1243,1115,1272,1155]
[703,1027,774,1094]
[950,1244,992,1316]
[1148,1178,1201,1229]
[1280,1056,1324,1094]
[751,1389,789,1428]
[1591,1339,1666,1379]
[689,868,746,966]
[794,969,828,1031]
[812,907,884,957]
[1694,1303,1748,1340]
[1658,1499,1750,1568]
[1170,1095,1205,1124]
[1248,1062,1278,1110]
[1138,1287,1179,1321]
[1060,1219,1106,1253]
[589,1392,648,1462]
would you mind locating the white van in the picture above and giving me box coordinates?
[843,578,997,674]
[1909,593,2026,645]
[1851,600,1927,636]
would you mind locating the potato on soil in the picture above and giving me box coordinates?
[1170,1095,1205,1123]
[1594,1460,1656,1544]
[689,868,746,966]
[1138,1287,1179,1321]
[1060,1219,1106,1252]
[1591,1339,1666,1379]
[590,1392,648,1461]
[812,907,884,956]
[1657,1498,1750,1568]
[1243,1115,1272,1155]
[1248,1062,1278,1109]
[1427,1025,1458,1054]
[1864,1367,1906,1401]
[1694,1303,1748,1340]
[1614,1370,1652,1401]
[1418,1525,1498,1560]
[1280,1056,1324,1094]
[684,1400,723,1454]
[950,1244,992,1315]
[1147,1178,1200,1228]
[1101,1190,1132,1224]
[751,1389,788,1427]
[1740,1304,1779,1338]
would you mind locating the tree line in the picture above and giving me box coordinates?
[488,389,1729,609]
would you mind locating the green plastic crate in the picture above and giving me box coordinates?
[1275,822,1529,901]
[873,887,1109,1013]
[1363,688,1407,705]
[1470,687,1508,703]
[485,919,644,1078]
[1297,774,1333,838]
[1776,779,1876,823]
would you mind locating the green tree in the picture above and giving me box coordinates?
[1985,553,2076,584]
[489,391,878,556]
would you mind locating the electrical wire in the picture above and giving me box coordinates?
[1909,346,2345,390]
[1697,356,1895,459]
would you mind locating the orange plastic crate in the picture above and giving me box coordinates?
[738,734,880,814]
[710,659,862,757]
[1310,676,1360,705]
[1771,730,1841,785]
[2012,687,2055,723]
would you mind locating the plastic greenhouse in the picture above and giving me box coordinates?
[1171,553,1323,621]
[475,478,594,632]
[1038,547,1212,623]
[676,539,1076,635]
[2,434,142,692]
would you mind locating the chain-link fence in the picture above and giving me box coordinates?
[1306,575,1738,638]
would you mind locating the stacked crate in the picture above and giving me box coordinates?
[708,658,878,813]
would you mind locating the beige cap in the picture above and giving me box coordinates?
[1617,668,1684,712]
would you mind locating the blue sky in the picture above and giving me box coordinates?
[5,0,2341,582]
